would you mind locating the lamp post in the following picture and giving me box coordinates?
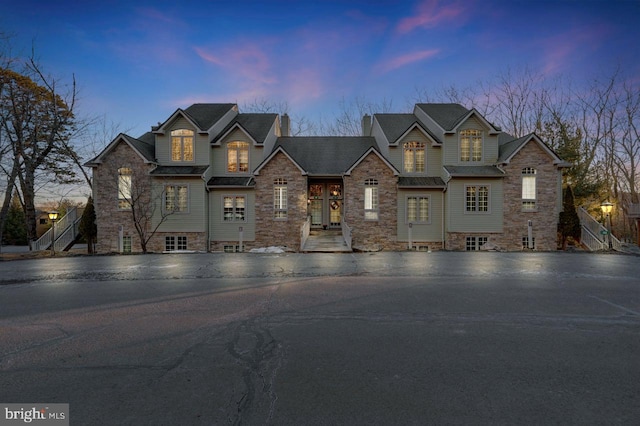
[48,211,59,256]
[600,201,613,250]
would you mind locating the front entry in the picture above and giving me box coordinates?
[309,181,342,229]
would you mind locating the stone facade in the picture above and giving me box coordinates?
[254,152,308,250]
[344,153,399,250]
[93,141,154,253]
[500,142,560,251]
[145,232,208,253]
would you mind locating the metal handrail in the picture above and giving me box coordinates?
[32,207,78,251]
[577,206,622,251]
[300,216,311,251]
[341,218,352,251]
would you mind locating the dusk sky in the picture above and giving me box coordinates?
[2,0,639,139]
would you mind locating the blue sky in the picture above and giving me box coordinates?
[2,0,639,139]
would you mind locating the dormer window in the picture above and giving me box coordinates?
[227,141,249,173]
[403,141,425,173]
[460,129,482,162]
[171,129,194,162]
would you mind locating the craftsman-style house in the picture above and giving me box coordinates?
[86,103,569,253]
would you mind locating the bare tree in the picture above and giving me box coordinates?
[242,97,317,136]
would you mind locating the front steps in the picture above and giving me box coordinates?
[302,229,351,253]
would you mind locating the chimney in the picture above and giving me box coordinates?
[281,113,290,137]
[362,114,371,136]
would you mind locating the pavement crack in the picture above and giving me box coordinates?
[226,319,285,425]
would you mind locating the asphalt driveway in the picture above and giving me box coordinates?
[0,252,638,425]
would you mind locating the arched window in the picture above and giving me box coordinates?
[522,168,537,210]
[274,178,288,219]
[403,141,426,173]
[171,129,194,162]
[364,179,379,220]
[227,141,249,173]
[118,167,132,209]
[460,129,482,162]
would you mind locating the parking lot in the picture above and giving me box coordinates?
[1,251,639,424]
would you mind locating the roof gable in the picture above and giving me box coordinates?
[374,114,441,145]
[212,113,277,145]
[254,146,307,175]
[498,133,569,166]
[84,133,156,166]
[345,147,400,176]
[154,104,237,134]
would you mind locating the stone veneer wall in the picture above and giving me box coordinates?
[500,141,560,251]
[253,152,308,251]
[343,153,401,251]
[145,232,208,253]
[446,232,502,251]
[93,141,153,253]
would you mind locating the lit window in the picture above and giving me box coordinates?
[364,179,379,220]
[227,142,249,173]
[403,141,425,173]
[223,196,246,222]
[118,167,132,210]
[171,129,194,162]
[522,168,536,211]
[466,185,489,212]
[274,178,287,219]
[165,185,188,213]
[460,129,482,162]
[407,196,430,223]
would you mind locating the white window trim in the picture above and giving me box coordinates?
[459,129,484,164]
[364,179,379,221]
[170,129,195,163]
[222,194,247,223]
[273,179,288,220]
[464,184,491,214]
[226,141,250,175]
[117,167,132,211]
[402,141,426,174]
[164,184,190,214]
[405,195,431,224]
[522,168,537,212]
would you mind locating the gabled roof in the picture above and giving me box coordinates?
[416,103,470,131]
[345,146,400,176]
[150,166,209,176]
[212,113,277,145]
[444,165,505,178]
[416,103,501,134]
[498,132,570,166]
[84,133,156,166]
[374,114,442,145]
[266,137,381,176]
[154,103,237,133]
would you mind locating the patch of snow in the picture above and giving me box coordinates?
[249,246,286,253]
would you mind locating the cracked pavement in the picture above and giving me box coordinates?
[0,252,639,425]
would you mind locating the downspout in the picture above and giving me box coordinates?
[441,188,446,250]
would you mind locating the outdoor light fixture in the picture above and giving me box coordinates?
[600,201,613,249]
[48,211,59,256]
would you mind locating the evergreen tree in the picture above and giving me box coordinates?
[79,197,97,254]
[2,195,27,245]
[558,186,581,249]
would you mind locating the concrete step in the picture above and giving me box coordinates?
[303,232,351,252]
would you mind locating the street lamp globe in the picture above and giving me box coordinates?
[48,211,59,221]
[600,201,613,215]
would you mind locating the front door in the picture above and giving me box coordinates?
[309,182,342,228]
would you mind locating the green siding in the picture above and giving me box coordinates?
[442,116,499,166]
[209,189,256,241]
[397,189,444,242]
[210,129,263,175]
[154,178,207,232]
[391,129,442,176]
[447,178,504,232]
[155,117,209,164]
